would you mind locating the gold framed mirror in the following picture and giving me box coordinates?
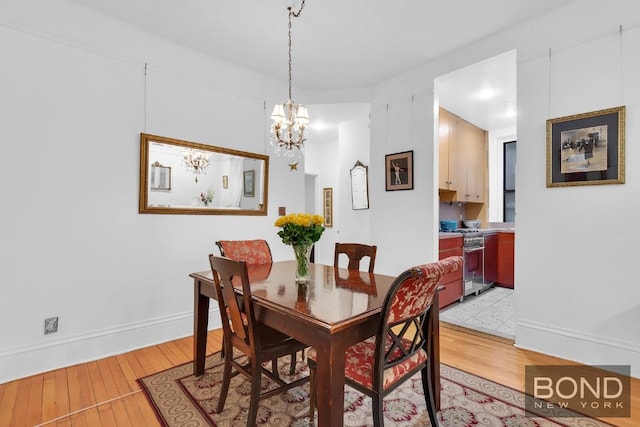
[350,160,369,210]
[139,133,269,215]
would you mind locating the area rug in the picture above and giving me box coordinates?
[138,351,613,426]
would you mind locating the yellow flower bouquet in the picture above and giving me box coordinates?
[275,213,325,282]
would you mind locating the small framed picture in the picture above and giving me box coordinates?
[323,187,333,227]
[222,175,228,189]
[385,150,414,191]
[243,170,255,197]
[546,106,625,187]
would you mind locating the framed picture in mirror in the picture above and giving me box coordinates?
[243,170,255,197]
[150,161,171,190]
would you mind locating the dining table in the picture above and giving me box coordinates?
[189,260,441,427]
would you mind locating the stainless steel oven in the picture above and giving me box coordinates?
[462,233,487,297]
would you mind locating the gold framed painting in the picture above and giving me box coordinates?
[546,106,625,187]
[323,187,333,227]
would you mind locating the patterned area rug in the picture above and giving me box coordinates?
[138,351,612,426]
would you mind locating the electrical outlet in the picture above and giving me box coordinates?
[44,317,58,335]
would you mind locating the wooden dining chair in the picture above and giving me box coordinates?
[208,255,309,426]
[307,256,463,427]
[215,239,299,374]
[334,242,377,272]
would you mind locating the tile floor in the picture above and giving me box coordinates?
[439,286,515,340]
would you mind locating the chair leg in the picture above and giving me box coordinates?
[289,351,297,375]
[308,359,316,422]
[247,358,262,426]
[372,396,384,427]
[216,344,232,413]
[272,358,280,379]
[422,366,439,427]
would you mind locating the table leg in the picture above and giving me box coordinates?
[430,292,441,410]
[314,342,346,427]
[193,279,210,376]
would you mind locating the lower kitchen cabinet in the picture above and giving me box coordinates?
[438,236,463,309]
[483,232,497,284]
[496,232,514,288]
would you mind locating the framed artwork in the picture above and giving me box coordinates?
[385,150,414,191]
[323,187,333,227]
[243,170,255,197]
[350,160,369,210]
[546,106,625,187]
[222,175,228,189]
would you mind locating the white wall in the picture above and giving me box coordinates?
[305,113,371,267]
[0,0,305,383]
[369,0,640,376]
[369,93,440,276]
[337,116,372,244]
[305,140,339,265]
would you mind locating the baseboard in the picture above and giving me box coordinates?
[0,308,222,384]
[440,321,515,345]
[515,319,640,378]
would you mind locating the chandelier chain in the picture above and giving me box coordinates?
[288,0,305,101]
[270,0,308,160]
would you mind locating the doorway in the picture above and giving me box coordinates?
[435,50,516,340]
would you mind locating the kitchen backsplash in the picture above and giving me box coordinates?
[439,202,464,223]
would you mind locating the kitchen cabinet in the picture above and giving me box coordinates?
[438,108,464,193]
[438,236,463,309]
[483,232,497,284]
[438,108,487,203]
[496,232,514,288]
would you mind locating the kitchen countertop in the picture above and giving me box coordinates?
[439,228,515,239]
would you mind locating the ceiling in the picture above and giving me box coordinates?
[436,50,517,131]
[71,0,574,137]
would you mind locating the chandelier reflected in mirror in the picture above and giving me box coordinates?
[182,148,211,183]
[270,0,309,159]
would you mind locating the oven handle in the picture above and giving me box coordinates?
[463,246,485,253]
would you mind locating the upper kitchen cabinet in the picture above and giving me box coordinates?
[438,108,487,203]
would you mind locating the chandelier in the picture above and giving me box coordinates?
[270,0,309,158]
[182,149,211,183]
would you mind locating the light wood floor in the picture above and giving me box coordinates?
[1,324,637,426]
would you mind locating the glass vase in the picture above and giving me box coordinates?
[292,243,312,283]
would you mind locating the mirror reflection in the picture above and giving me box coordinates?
[139,133,269,215]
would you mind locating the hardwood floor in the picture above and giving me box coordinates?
[0,325,637,426]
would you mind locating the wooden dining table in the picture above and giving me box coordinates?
[189,260,441,427]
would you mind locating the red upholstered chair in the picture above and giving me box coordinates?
[307,256,463,427]
[208,255,309,426]
[216,239,272,264]
[334,242,377,272]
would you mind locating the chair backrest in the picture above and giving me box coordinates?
[373,256,463,388]
[209,255,257,355]
[334,242,377,272]
[216,239,273,264]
